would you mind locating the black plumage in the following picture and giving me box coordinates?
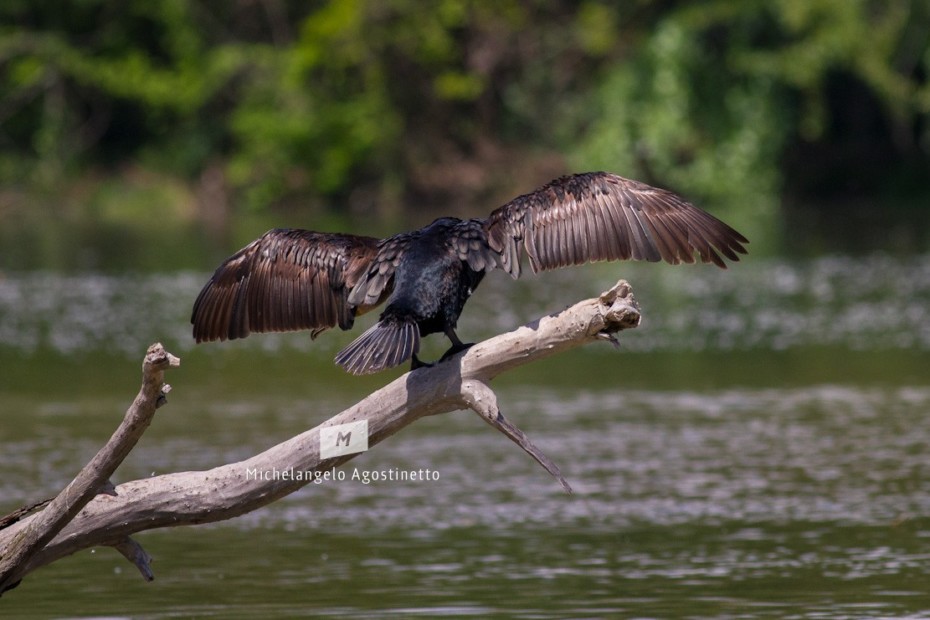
[191,172,748,374]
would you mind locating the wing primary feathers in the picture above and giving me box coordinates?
[638,199,687,265]
[586,193,607,261]
[250,258,268,332]
[646,199,698,264]
[598,190,632,261]
[190,229,380,342]
[483,172,747,275]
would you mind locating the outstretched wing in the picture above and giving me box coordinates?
[191,228,380,342]
[483,172,748,277]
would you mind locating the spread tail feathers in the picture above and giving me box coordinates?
[335,320,419,375]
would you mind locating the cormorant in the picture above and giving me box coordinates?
[191,172,748,374]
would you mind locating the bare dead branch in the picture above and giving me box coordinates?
[0,344,179,592]
[0,280,639,594]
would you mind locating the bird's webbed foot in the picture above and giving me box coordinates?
[439,342,474,362]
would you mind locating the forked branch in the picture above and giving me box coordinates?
[0,280,640,594]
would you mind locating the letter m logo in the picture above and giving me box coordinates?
[320,420,369,459]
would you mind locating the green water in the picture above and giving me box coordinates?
[1,256,930,618]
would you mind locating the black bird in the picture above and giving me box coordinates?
[191,172,748,374]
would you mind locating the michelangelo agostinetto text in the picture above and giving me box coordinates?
[245,466,440,485]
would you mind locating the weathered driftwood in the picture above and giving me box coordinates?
[0,279,640,594]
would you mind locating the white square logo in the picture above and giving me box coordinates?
[320,420,369,459]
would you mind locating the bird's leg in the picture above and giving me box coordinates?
[410,354,433,371]
[439,326,474,362]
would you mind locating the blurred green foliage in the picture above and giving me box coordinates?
[0,0,928,260]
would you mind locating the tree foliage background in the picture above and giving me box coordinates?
[1,0,928,268]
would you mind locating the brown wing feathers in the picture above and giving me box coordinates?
[346,233,411,308]
[485,172,747,275]
[191,229,379,342]
[191,241,254,341]
[193,172,748,352]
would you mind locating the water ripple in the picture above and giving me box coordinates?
[2,254,929,357]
